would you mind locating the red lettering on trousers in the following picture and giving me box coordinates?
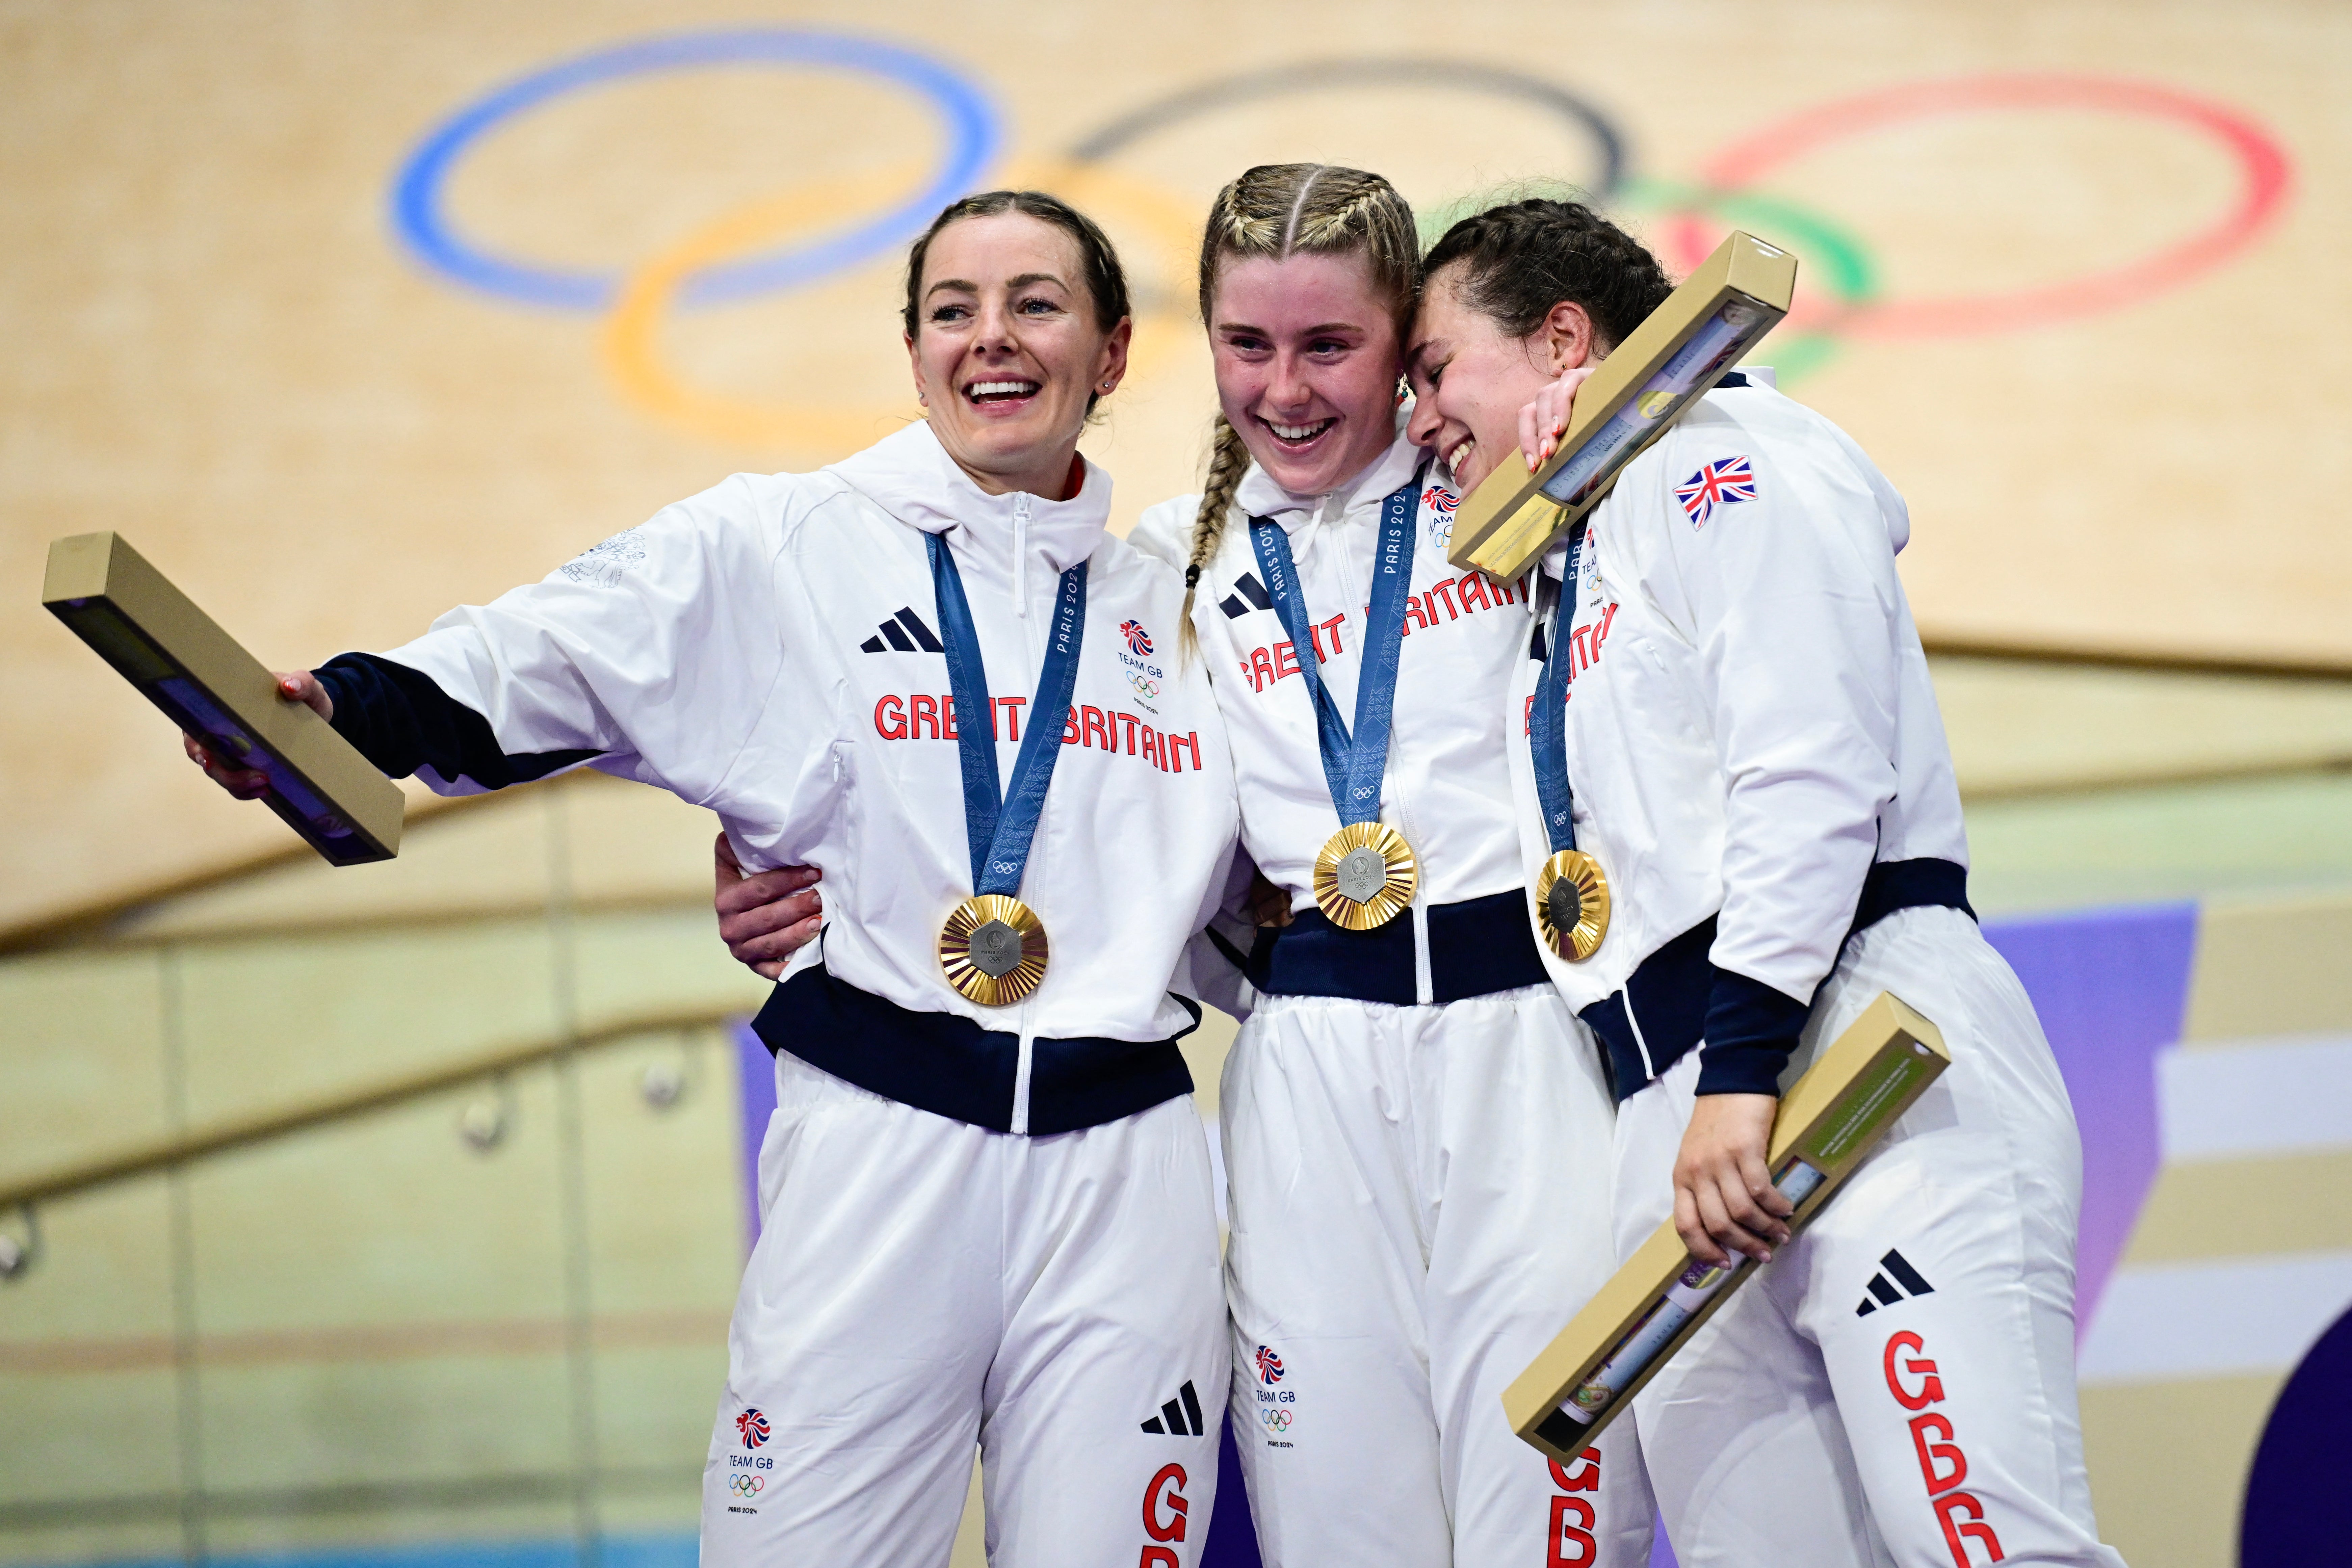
[1934,1492,2005,1566]
[1548,1498,1597,1566]
[1548,1450,1600,1492]
[1886,1329,2004,1566]
[1910,1412,1968,1494]
[1142,1463,1188,1542]
[873,695,907,740]
[1884,1330,1945,1410]
[1546,1446,1600,1565]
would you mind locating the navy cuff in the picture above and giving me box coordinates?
[1695,967,1811,1097]
[314,652,598,790]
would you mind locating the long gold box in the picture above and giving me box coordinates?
[1446,230,1797,581]
[1502,992,1948,1463]
[43,532,403,864]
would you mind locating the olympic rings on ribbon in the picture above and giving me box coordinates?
[390,28,1000,311]
[602,158,1205,450]
[1660,73,2293,339]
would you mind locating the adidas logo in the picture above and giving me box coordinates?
[1218,573,1274,619]
[1140,1379,1207,1437]
[860,607,944,654]
[1854,1249,1935,1316]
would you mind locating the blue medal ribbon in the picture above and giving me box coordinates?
[926,531,1088,897]
[1246,465,1427,828]
[1529,522,1587,854]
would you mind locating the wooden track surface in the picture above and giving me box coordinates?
[3,0,2347,929]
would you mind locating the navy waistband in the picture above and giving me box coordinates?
[1580,857,1974,1103]
[1246,887,1551,1006]
[752,966,1197,1136]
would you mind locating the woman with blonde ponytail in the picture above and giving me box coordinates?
[1127,164,1653,1568]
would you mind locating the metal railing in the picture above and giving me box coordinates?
[0,1005,747,1272]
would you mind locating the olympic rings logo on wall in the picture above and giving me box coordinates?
[386,28,2294,451]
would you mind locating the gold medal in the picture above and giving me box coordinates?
[939,893,1049,1006]
[1535,849,1610,962]
[1313,822,1418,931]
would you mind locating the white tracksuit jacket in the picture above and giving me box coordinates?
[1132,428,1533,948]
[1132,429,1655,1568]
[1512,374,1971,1094]
[321,420,1244,1568]
[356,420,1240,1134]
[1524,379,2120,1567]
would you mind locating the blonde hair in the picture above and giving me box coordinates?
[1181,165,1421,645]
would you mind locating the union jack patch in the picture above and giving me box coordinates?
[1675,456,1757,527]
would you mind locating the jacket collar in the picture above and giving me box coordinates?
[827,421,1111,588]
[1231,421,1426,538]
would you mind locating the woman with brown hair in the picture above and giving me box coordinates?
[190,190,1241,1568]
[1408,196,2122,1568]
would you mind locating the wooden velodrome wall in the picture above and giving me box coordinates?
[4,4,2352,1567]
[3,0,2348,934]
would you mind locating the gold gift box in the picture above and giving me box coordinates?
[1502,991,1949,1463]
[44,532,403,864]
[1445,230,1797,581]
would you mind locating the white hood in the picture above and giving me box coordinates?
[827,421,1112,614]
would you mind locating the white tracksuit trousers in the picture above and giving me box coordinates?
[1222,984,1655,1567]
[701,1051,1227,1568]
[1615,908,2125,1567]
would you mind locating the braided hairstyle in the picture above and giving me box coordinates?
[901,189,1131,414]
[1420,198,1671,356]
[1182,165,1421,646]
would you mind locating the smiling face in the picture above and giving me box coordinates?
[1406,261,1596,494]
[907,211,1131,498]
[1209,251,1404,497]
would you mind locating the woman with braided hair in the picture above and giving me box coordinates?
[1121,164,1654,1568]
[1408,197,2124,1567]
